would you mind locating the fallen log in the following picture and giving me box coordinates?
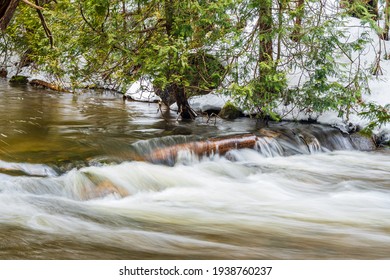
[29,79,69,92]
[145,133,259,163]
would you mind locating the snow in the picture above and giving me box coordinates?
[278,12,390,137]
[188,93,229,112]
[124,78,160,102]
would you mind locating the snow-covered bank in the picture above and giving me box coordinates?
[124,78,229,112]
[277,15,390,137]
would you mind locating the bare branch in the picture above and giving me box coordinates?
[22,0,43,10]
[35,0,53,48]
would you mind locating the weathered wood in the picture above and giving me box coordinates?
[146,134,258,163]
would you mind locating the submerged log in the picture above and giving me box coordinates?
[145,134,259,163]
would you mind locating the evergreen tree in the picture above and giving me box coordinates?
[0,0,388,128]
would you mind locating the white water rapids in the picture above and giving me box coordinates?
[0,81,389,259]
[1,148,390,259]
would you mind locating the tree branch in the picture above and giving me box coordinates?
[22,0,43,10]
[35,0,53,48]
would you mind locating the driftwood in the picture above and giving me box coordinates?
[146,129,283,163]
[145,133,259,163]
[29,79,68,92]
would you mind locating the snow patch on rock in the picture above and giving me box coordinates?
[189,94,229,112]
[125,79,160,102]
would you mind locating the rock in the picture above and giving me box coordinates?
[331,122,358,134]
[350,133,377,150]
[189,93,227,112]
[218,101,242,119]
[258,128,281,138]
[93,180,129,199]
[9,75,28,85]
[171,126,192,135]
[125,79,161,103]
[375,131,390,147]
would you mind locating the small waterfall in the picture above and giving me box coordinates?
[0,160,58,177]
[255,137,284,157]
[0,124,376,202]
[134,124,376,164]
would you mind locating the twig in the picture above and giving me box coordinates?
[206,112,221,125]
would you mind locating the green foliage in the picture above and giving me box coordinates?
[9,75,28,84]
[360,102,390,134]
[0,0,388,129]
[230,61,287,119]
[291,18,371,120]
[184,51,225,97]
[342,0,377,20]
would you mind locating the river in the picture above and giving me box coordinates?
[0,80,389,259]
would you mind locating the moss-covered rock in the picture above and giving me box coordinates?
[218,101,242,120]
[171,126,192,135]
[9,75,29,85]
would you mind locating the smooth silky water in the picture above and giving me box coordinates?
[0,80,389,259]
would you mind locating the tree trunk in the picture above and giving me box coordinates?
[162,0,195,120]
[259,1,273,62]
[0,0,20,31]
[383,0,390,40]
[173,84,197,120]
[291,0,304,42]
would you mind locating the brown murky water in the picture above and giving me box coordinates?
[1,80,390,259]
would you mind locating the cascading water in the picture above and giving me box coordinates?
[1,80,389,259]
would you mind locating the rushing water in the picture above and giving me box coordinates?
[0,80,390,259]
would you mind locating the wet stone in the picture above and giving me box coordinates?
[350,133,377,151]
